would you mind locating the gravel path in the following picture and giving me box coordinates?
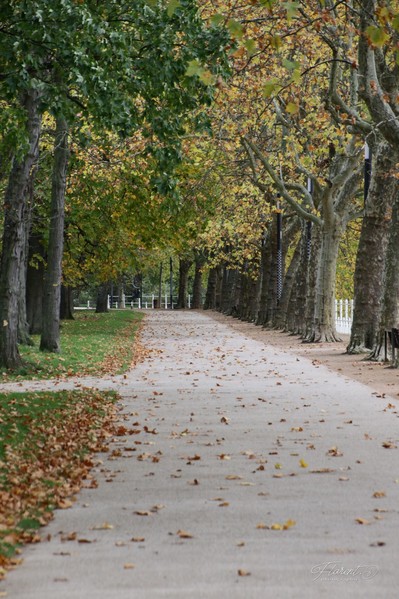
[1,310,398,598]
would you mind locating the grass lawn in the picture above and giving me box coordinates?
[6,309,145,380]
[0,310,145,575]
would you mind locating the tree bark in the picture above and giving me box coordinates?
[96,283,109,313]
[204,267,217,310]
[275,234,302,330]
[348,142,398,353]
[369,192,399,363]
[0,89,42,368]
[256,224,273,326]
[40,116,69,353]
[192,253,206,309]
[60,285,74,320]
[305,213,343,342]
[176,258,192,309]
[26,233,45,335]
[18,165,37,346]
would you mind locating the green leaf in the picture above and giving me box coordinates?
[262,78,281,98]
[283,1,300,23]
[167,0,181,17]
[211,13,224,26]
[292,68,301,83]
[199,70,215,86]
[365,25,389,47]
[227,19,244,40]
[283,58,300,71]
[244,39,257,56]
[185,59,203,77]
[270,35,282,50]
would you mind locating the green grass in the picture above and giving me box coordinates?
[5,310,145,380]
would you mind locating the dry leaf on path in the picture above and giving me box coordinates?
[176,530,194,539]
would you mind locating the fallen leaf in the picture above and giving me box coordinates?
[382,441,397,449]
[225,475,242,480]
[123,563,135,570]
[92,522,114,530]
[373,491,386,498]
[327,447,343,457]
[131,537,145,542]
[238,569,251,577]
[134,511,152,516]
[176,530,194,539]
[355,518,370,525]
[299,459,308,468]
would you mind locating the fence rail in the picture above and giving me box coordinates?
[75,295,354,334]
[74,294,191,311]
[335,299,354,335]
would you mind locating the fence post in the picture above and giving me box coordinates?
[107,295,110,309]
[152,294,155,309]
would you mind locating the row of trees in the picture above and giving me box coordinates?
[0,0,229,368]
[191,0,399,367]
[0,0,398,369]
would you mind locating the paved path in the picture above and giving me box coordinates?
[1,311,399,598]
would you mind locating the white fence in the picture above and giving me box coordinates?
[335,299,354,335]
[76,295,353,333]
[76,294,191,310]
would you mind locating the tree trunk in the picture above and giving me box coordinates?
[348,142,398,353]
[18,171,37,346]
[26,233,45,335]
[257,225,273,326]
[369,192,399,363]
[304,215,343,342]
[60,285,74,320]
[287,223,311,335]
[176,258,192,309]
[204,267,217,310]
[275,234,302,330]
[220,266,237,315]
[192,253,205,309]
[303,224,321,340]
[40,116,69,353]
[96,283,109,313]
[0,89,42,368]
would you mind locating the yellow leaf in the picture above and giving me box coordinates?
[355,518,370,525]
[286,102,299,114]
[373,491,386,498]
[299,459,308,468]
